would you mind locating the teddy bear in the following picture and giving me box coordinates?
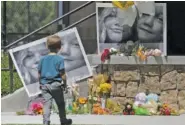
[123,102,135,115]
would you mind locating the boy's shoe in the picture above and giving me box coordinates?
[43,121,50,125]
[60,118,72,125]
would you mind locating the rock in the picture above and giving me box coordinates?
[139,76,160,94]
[160,71,178,90]
[116,82,126,97]
[178,90,185,110]
[126,82,138,97]
[179,100,185,110]
[169,104,179,111]
[114,65,139,71]
[108,65,115,75]
[159,90,178,104]
[178,90,185,100]
[140,66,160,76]
[177,73,185,90]
[160,65,175,75]
[175,65,185,73]
[113,71,139,81]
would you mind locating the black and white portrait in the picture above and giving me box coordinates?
[96,2,167,55]
[9,27,92,97]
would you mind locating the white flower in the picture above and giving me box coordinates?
[88,95,92,100]
[93,97,98,101]
[119,53,124,56]
[109,48,117,52]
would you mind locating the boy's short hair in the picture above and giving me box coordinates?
[47,35,61,50]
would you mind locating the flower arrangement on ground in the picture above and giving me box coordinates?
[87,74,122,115]
[24,102,43,115]
[158,103,179,116]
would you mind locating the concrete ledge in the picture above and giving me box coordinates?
[87,55,185,65]
[1,113,185,125]
[1,87,29,112]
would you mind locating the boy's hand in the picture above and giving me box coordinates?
[64,85,70,94]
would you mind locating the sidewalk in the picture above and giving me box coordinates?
[1,112,185,125]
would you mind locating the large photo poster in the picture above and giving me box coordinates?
[96,2,167,56]
[9,27,93,97]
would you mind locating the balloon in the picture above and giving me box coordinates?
[112,1,135,10]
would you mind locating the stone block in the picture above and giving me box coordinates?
[110,81,116,96]
[140,66,160,76]
[113,71,139,82]
[160,71,178,90]
[178,90,185,110]
[113,97,134,107]
[139,76,160,94]
[116,82,126,97]
[159,90,178,104]
[177,73,185,90]
[160,65,175,75]
[126,82,138,97]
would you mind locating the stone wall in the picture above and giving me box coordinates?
[100,65,185,110]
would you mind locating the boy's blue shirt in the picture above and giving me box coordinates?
[38,54,64,84]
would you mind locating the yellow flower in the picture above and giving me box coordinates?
[93,74,108,85]
[100,83,112,94]
[78,97,87,104]
[37,109,43,115]
[73,102,77,108]
[96,87,101,93]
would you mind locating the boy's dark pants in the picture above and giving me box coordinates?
[41,81,66,125]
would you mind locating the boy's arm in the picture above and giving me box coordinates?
[37,58,42,86]
[38,73,41,82]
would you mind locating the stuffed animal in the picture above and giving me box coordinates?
[146,93,159,103]
[134,92,147,107]
[123,103,135,115]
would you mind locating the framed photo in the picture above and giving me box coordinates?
[96,2,167,56]
[9,27,93,97]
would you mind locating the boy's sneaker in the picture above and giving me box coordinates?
[60,118,72,125]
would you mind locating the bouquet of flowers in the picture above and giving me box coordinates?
[106,98,122,115]
[101,48,118,62]
[26,102,43,115]
[92,103,110,115]
[158,103,179,116]
[133,45,162,61]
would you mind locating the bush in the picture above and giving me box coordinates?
[1,52,23,97]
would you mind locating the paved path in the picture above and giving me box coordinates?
[1,112,185,125]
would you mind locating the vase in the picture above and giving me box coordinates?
[88,102,93,114]
[101,94,107,109]
[104,59,110,64]
[101,98,106,109]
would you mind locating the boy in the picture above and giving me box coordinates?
[38,35,72,125]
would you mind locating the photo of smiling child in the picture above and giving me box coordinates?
[96,2,167,56]
[9,27,92,97]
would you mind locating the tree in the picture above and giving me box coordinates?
[4,1,57,34]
